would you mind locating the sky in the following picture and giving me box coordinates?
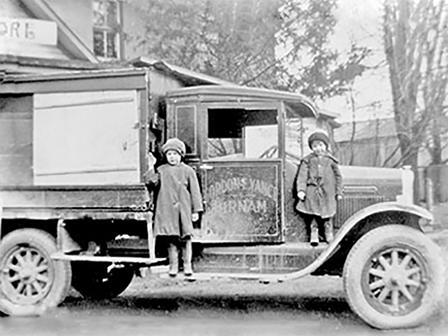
[321,0,394,122]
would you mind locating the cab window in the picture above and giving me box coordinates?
[207,108,278,160]
[175,105,197,155]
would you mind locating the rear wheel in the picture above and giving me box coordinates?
[343,225,445,329]
[71,262,134,300]
[0,229,72,316]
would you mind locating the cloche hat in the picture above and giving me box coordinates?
[308,130,330,149]
[162,138,186,156]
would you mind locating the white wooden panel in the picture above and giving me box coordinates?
[34,90,140,185]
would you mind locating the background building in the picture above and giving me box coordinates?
[0,0,133,74]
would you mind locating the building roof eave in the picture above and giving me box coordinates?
[0,54,106,73]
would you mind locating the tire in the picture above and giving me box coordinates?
[0,229,72,316]
[71,262,134,300]
[343,225,445,329]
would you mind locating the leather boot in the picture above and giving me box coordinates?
[310,220,319,247]
[182,239,193,276]
[168,243,178,277]
[324,220,334,243]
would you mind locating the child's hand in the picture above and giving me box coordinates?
[192,213,199,222]
[297,191,306,201]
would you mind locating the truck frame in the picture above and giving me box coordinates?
[0,68,444,329]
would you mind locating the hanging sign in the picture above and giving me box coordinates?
[0,18,57,45]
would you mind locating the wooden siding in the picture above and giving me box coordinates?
[44,0,93,49]
[336,137,401,167]
[0,185,149,213]
[0,95,33,185]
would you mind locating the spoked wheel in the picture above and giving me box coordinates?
[343,225,445,329]
[71,262,134,300]
[0,229,72,316]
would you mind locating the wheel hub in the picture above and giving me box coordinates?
[1,246,52,305]
[385,267,407,289]
[18,266,37,284]
[365,247,426,315]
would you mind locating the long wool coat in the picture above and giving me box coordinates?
[146,163,203,238]
[296,152,343,219]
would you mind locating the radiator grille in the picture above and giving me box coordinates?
[335,195,387,228]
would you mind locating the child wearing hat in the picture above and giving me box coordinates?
[296,130,343,246]
[144,138,203,276]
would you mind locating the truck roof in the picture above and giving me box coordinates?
[166,85,318,118]
[0,68,147,94]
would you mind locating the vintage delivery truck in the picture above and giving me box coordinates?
[0,67,444,329]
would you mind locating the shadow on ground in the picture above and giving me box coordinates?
[62,291,352,318]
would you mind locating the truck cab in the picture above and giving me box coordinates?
[164,86,413,245]
[0,69,444,329]
[165,85,318,245]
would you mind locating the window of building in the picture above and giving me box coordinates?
[93,0,122,59]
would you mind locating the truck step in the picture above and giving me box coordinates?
[52,252,167,266]
[194,242,325,274]
[151,266,281,283]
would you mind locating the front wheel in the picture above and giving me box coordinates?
[0,229,72,316]
[343,225,445,329]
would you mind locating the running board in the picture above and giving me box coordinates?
[154,267,310,284]
[51,252,167,266]
[51,254,313,283]
[157,270,282,283]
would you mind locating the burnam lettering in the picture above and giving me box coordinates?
[212,199,268,214]
[209,177,276,199]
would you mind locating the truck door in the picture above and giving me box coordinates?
[197,103,284,243]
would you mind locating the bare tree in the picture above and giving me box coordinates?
[383,0,448,202]
[421,0,448,165]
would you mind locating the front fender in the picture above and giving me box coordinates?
[336,201,432,238]
[278,202,433,282]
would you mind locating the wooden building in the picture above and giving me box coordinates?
[334,118,400,167]
[1,0,102,74]
[0,0,149,73]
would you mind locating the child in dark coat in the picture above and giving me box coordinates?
[296,131,343,246]
[145,138,203,276]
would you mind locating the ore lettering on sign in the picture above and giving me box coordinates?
[0,20,35,40]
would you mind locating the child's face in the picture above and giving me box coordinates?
[166,150,181,165]
[311,140,327,156]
